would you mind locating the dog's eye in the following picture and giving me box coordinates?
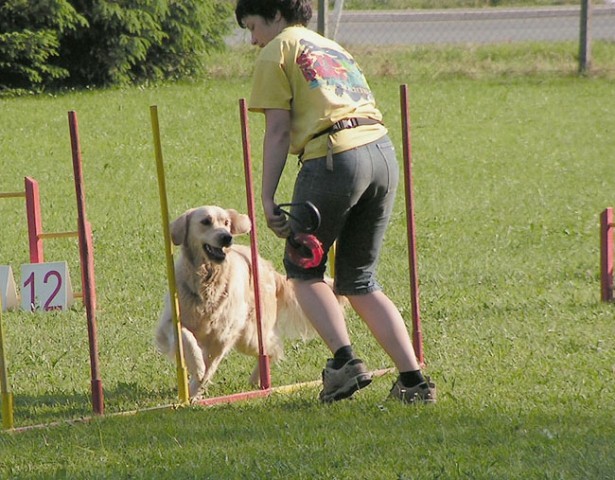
[224,219,230,227]
[201,217,212,226]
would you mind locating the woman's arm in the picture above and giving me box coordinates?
[262,108,292,238]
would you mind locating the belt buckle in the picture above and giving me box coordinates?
[340,118,353,129]
[333,119,349,132]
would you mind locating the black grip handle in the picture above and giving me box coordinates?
[275,201,321,233]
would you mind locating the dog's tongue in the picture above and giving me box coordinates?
[287,233,323,269]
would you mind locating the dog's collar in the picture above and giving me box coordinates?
[181,280,200,300]
[179,261,215,299]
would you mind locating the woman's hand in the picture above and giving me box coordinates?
[263,200,291,238]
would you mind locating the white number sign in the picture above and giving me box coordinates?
[20,262,74,312]
[0,265,19,311]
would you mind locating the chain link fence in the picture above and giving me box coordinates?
[228,1,615,75]
[317,4,614,44]
[323,1,615,73]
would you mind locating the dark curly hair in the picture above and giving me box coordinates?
[235,0,312,28]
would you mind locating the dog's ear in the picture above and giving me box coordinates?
[227,209,251,236]
[170,210,192,246]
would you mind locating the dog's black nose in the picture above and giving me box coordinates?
[221,232,233,247]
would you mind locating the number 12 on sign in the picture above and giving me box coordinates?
[21,262,74,312]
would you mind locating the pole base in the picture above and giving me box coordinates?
[2,392,14,430]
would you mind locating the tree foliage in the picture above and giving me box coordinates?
[0,0,233,93]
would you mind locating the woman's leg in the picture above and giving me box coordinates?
[348,290,421,372]
[291,278,349,353]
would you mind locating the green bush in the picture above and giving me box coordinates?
[0,0,233,93]
[0,0,86,92]
[143,1,234,81]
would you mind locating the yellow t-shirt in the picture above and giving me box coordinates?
[248,26,387,161]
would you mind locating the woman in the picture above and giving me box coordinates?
[235,0,435,404]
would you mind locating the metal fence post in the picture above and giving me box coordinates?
[579,0,592,74]
[317,0,328,37]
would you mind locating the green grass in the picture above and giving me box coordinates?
[1,46,615,478]
[206,42,615,81]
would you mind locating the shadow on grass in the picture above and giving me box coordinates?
[10,381,177,428]
[5,389,614,479]
[9,372,323,429]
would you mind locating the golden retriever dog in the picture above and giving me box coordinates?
[155,205,330,399]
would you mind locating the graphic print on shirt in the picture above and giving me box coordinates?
[297,39,373,102]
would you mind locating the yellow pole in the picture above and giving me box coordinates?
[328,242,336,278]
[39,231,78,239]
[0,296,15,429]
[0,192,25,199]
[150,105,190,406]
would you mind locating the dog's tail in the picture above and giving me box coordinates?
[274,274,347,340]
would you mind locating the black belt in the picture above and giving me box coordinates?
[312,117,383,140]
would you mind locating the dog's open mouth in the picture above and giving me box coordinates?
[203,244,226,262]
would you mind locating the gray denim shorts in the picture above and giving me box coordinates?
[283,134,399,296]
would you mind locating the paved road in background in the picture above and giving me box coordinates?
[228,6,615,46]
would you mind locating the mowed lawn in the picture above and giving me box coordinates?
[0,47,614,478]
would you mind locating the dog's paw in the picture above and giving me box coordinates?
[189,377,204,398]
[190,392,207,404]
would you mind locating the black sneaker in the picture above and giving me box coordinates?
[319,358,373,403]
